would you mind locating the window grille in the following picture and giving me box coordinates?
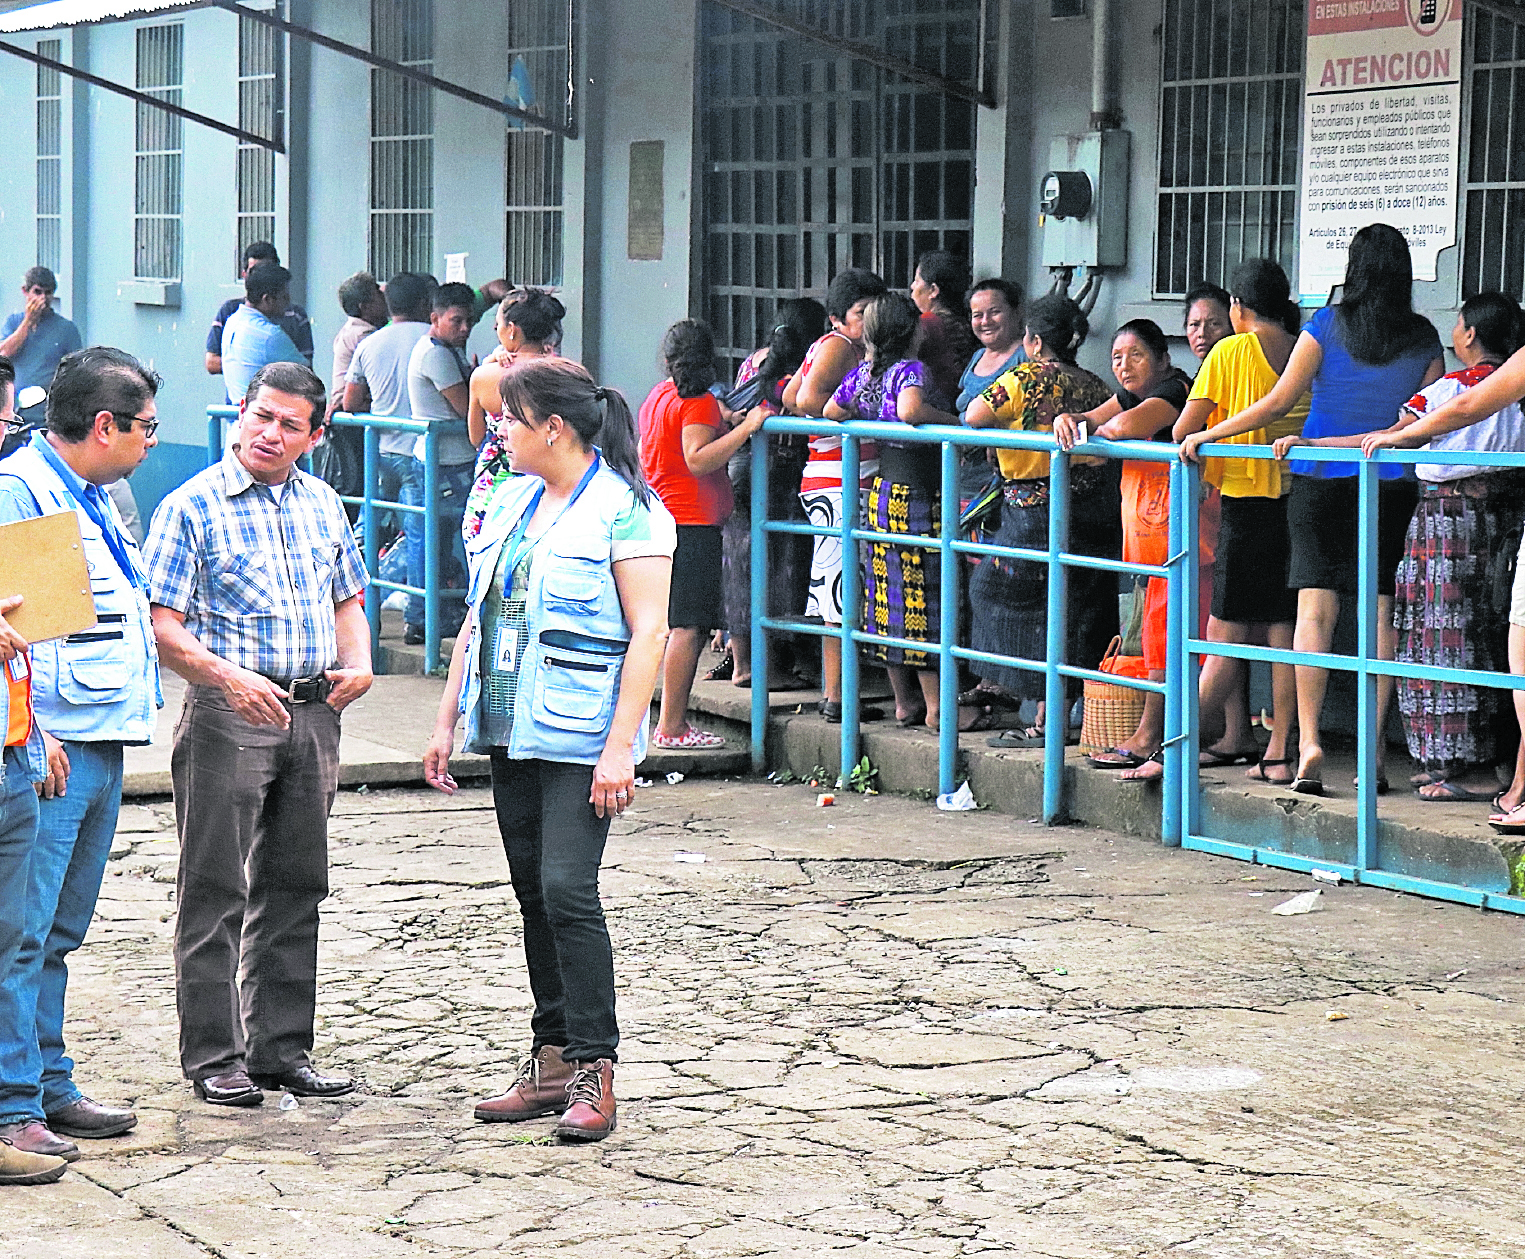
[370,0,434,278]
[700,0,978,375]
[35,37,62,272]
[1462,9,1525,301]
[236,2,282,276]
[134,23,183,281]
[505,0,570,287]
[1154,0,1302,298]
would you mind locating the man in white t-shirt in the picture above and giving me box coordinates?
[402,282,476,641]
[342,273,432,599]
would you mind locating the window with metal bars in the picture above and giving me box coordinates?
[35,37,61,273]
[134,23,183,281]
[1154,0,1302,298]
[505,0,570,287]
[370,0,434,278]
[1462,9,1525,301]
[236,2,281,277]
[699,0,978,376]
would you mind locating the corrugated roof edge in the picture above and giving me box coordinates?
[0,0,205,33]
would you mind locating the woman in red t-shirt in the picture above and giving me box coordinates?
[640,320,762,748]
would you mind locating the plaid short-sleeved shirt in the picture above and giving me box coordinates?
[144,451,368,681]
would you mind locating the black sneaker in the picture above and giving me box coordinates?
[403,624,425,646]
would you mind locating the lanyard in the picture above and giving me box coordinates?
[498,453,601,578]
[33,438,141,590]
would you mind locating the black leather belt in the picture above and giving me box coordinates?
[281,674,333,703]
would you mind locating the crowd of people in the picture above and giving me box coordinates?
[5,217,1525,1187]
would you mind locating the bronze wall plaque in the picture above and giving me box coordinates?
[627,140,665,261]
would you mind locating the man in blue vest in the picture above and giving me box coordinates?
[0,347,162,1163]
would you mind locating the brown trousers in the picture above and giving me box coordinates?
[170,685,340,1080]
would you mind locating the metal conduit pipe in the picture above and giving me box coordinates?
[1090,0,1121,131]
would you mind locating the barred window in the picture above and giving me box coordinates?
[505,0,570,287]
[35,37,61,273]
[236,3,281,276]
[134,23,183,281]
[1462,10,1525,300]
[1154,0,1302,298]
[370,0,434,278]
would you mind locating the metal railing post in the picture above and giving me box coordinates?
[1161,458,1186,847]
[422,427,441,674]
[207,410,223,466]
[362,421,381,660]
[1181,456,1203,843]
[1355,459,1379,873]
[750,428,770,775]
[839,435,862,785]
[1043,450,1070,824]
[938,439,960,797]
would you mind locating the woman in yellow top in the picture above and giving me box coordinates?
[959,295,1116,739]
[1177,259,1309,784]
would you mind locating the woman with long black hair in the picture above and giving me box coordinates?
[1193,223,1444,795]
[424,358,675,1141]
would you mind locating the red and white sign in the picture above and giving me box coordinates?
[1298,0,1462,297]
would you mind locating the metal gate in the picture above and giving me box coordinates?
[699,0,980,374]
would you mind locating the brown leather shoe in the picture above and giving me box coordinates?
[0,1120,79,1162]
[0,1137,67,1185]
[192,1070,264,1107]
[555,1059,616,1142]
[474,1045,573,1123]
[46,1096,138,1139]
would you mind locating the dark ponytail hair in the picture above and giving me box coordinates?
[862,292,920,379]
[661,319,719,399]
[499,288,566,346]
[758,297,827,405]
[915,250,972,316]
[1460,291,1525,361]
[1114,318,1171,364]
[1024,294,1089,363]
[499,358,650,506]
[1338,223,1437,365]
[1229,258,1300,335]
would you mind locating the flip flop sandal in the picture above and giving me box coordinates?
[1199,748,1258,767]
[987,725,1046,748]
[1087,748,1149,770]
[652,726,726,750]
[1290,777,1326,797]
[1354,775,1390,796]
[955,685,1023,712]
[958,705,1008,733]
[1120,751,1165,783]
[1246,757,1295,785]
[1417,780,1495,803]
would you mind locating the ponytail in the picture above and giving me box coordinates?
[499,359,652,507]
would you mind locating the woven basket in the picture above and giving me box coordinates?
[1079,636,1148,756]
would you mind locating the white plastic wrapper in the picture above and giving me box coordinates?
[936,781,977,811]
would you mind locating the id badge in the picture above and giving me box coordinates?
[493,624,518,674]
[4,654,28,683]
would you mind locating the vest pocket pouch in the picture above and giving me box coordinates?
[57,647,131,704]
[541,561,605,616]
[533,648,618,733]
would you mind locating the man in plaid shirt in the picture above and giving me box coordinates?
[143,362,372,1109]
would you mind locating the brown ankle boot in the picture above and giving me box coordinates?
[474,1046,574,1122]
[555,1059,616,1141]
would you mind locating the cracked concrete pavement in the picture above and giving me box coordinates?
[7,777,1525,1257]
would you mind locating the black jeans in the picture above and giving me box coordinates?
[490,753,617,1062]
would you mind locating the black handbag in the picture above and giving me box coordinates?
[958,470,1003,540]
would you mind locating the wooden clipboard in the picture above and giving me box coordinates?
[0,511,98,644]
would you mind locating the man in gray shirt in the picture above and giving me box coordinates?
[342,273,431,628]
[403,282,476,640]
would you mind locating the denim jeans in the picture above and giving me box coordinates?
[489,754,618,1062]
[404,457,472,631]
[0,749,40,986]
[0,741,122,1123]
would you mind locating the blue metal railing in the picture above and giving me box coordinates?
[747,416,1525,916]
[206,406,464,673]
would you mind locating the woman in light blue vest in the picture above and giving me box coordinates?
[424,358,675,1142]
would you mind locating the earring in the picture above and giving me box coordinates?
[546,435,554,447]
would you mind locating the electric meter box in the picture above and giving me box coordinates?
[1039,130,1130,269]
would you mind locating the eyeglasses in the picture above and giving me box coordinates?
[111,413,159,438]
[1,414,26,434]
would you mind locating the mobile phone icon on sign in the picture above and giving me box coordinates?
[1420,0,1437,22]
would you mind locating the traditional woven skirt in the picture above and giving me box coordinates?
[862,475,939,669]
[1394,472,1525,774]
[722,438,811,633]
